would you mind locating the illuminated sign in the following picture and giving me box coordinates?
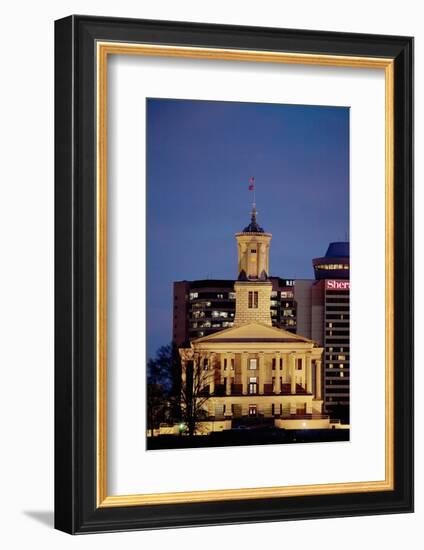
[325,280,350,290]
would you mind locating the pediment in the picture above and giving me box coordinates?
[192,322,315,345]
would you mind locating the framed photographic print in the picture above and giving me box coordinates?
[54,15,413,533]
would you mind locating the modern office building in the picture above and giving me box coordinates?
[311,243,350,422]
[173,277,296,347]
[178,206,328,430]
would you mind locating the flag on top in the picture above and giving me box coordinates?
[248,176,255,191]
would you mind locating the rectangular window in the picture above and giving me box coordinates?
[249,358,257,370]
[248,291,259,309]
[223,358,227,370]
[280,358,283,370]
[271,404,275,415]
[248,405,257,417]
[248,377,257,395]
[297,358,302,370]
[272,358,276,370]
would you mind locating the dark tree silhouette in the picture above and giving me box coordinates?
[180,350,213,437]
[147,343,181,435]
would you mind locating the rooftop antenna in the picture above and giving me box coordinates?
[248,176,256,222]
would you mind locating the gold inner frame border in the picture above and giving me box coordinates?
[96,42,394,508]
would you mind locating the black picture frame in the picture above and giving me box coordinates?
[55,15,414,534]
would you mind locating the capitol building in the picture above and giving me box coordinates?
[179,205,331,431]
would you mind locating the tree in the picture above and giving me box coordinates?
[147,343,181,436]
[146,379,168,437]
[180,350,213,437]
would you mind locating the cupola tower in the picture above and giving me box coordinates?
[234,204,273,326]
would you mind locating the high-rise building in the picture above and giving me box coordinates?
[311,243,350,423]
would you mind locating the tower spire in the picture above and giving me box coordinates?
[245,176,263,233]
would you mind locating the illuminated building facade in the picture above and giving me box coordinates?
[178,206,328,430]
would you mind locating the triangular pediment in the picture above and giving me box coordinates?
[192,322,315,345]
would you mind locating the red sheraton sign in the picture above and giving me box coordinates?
[325,280,350,290]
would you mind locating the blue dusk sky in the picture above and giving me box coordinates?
[146,98,349,358]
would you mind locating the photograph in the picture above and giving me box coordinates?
[146,97,350,450]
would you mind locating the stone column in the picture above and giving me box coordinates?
[282,353,289,384]
[258,242,264,277]
[274,352,281,394]
[290,353,296,395]
[259,352,265,394]
[209,353,215,395]
[241,352,248,395]
[316,359,322,400]
[224,352,231,395]
[226,370,232,395]
[306,353,312,394]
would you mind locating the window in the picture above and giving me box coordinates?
[272,358,276,370]
[223,358,227,370]
[217,293,224,299]
[203,358,208,370]
[297,358,302,370]
[250,249,257,253]
[189,292,198,300]
[248,378,258,395]
[280,357,283,370]
[271,404,275,415]
[248,405,257,417]
[248,291,258,308]
[229,292,236,300]
[249,358,257,370]
[231,358,235,370]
